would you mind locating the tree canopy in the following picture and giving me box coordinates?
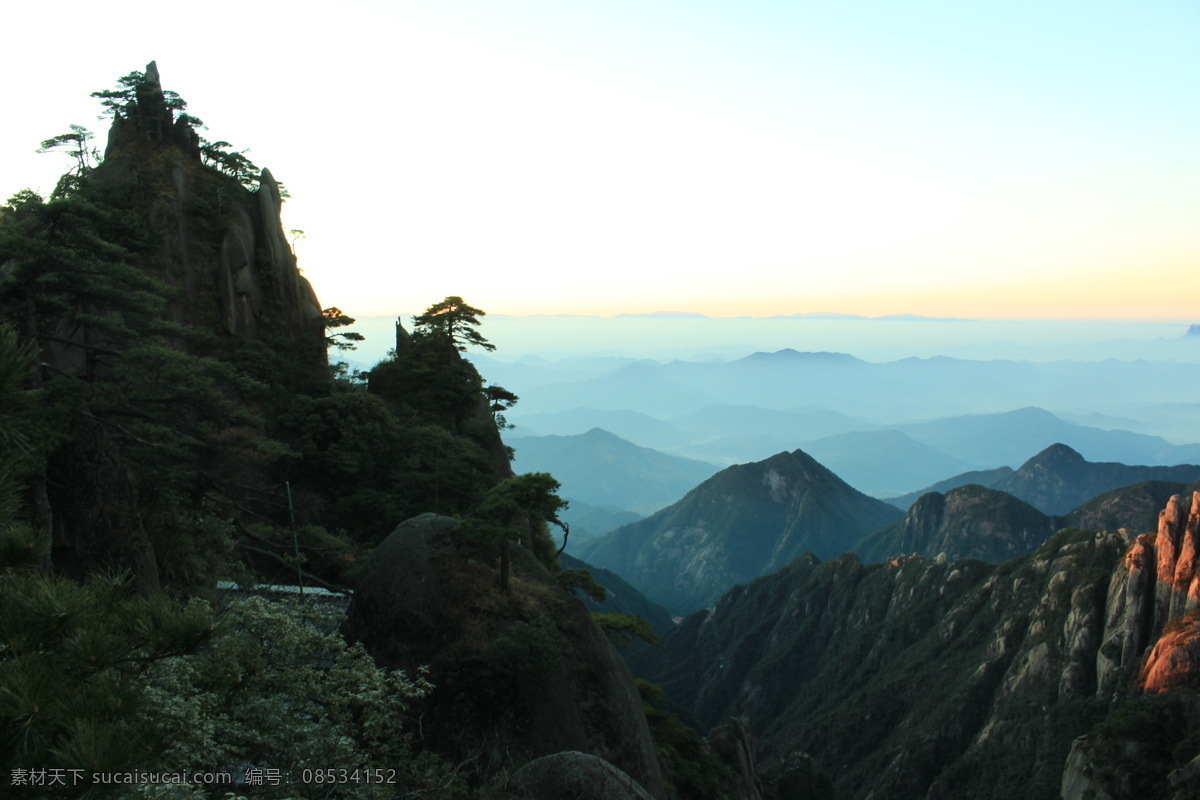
[412,296,495,352]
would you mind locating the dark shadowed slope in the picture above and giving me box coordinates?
[856,483,1056,563]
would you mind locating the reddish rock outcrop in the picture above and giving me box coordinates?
[1097,533,1155,696]
[1118,491,1200,692]
[1155,492,1200,621]
[1140,612,1200,693]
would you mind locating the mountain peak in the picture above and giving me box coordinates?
[998,444,1200,515]
[581,448,902,612]
[739,349,860,364]
[1023,442,1086,468]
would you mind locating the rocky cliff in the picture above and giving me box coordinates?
[1135,491,1200,684]
[97,61,323,349]
[344,514,666,797]
[632,491,1200,799]
[1058,492,1200,798]
[4,63,329,591]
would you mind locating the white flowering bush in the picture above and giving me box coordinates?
[131,595,455,799]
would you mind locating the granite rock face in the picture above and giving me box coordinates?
[100,62,323,351]
[1097,491,1200,693]
[635,490,1200,799]
[634,525,1178,798]
[345,514,666,798]
[30,64,327,589]
[1139,613,1200,694]
[505,752,656,800]
[1157,492,1200,621]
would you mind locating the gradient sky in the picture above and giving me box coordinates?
[3,1,1197,319]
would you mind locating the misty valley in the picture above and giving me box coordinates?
[3,63,1200,800]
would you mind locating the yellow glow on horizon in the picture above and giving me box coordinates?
[308,231,1197,322]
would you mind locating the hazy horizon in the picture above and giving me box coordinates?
[339,312,1200,366]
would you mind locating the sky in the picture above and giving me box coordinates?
[3,0,1198,320]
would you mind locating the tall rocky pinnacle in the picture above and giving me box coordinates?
[1096,490,1200,693]
[42,63,329,592]
[104,60,201,158]
[99,61,324,354]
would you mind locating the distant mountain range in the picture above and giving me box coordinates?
[577,449,903,613]
[509,427,718,515]
[892,406,1200,468]
[862,470,1200,566]
[510,407,693,450]
[883,466,1016,509]
[509,403,1200,504]
[799,429,975,497]
[1062,479,1200,534]
[889,443,1200,515]
[556,500,641,552]
[572,440,1200,616]
[492,350,1200,449]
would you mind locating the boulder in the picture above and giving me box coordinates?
[505,752,655,800]
[345,514,666,797]
[341,513,454,665]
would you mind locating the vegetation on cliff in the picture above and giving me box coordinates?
[1,64,648,798]
[631,520,1200,799]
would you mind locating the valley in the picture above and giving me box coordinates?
[471,325,1200,798]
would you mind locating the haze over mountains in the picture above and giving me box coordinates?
[488,347,1200,491]
[340,315,1200,509]
[347,313,1200,366]
[509,427,717,516]
[350,310,1200,794]
[570,438,1200,614]
[496,352,1200,442]
[509,409,1200,520]
[481,326,1200,587]
[889,442,1200,515]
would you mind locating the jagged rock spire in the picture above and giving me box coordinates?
[104,60,200,159]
